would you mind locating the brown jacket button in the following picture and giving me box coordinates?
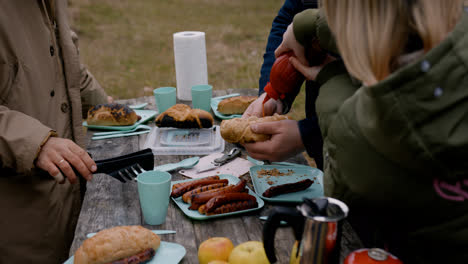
[61,102,68,113]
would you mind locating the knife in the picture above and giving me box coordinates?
[197,148,242,173]
[86,230,176,238]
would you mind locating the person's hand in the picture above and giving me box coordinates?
[35,137,96,184]
[275,24,308,66]
[289,54,337,81]
[242,93,283,118]
[243,120,304,161]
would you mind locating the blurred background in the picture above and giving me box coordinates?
[69,0,306,120]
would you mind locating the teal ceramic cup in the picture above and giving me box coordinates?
[137,170,172,225]
[153,87,176,113]
[191,84,212,112]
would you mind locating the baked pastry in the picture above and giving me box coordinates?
[155,104,213,128]
[74,225,160,264]
[86,103,139,126]
[220,114,289,143]
[217,96,257,115]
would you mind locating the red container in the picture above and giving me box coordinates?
[345,248,403,264]
[262,51,305,105]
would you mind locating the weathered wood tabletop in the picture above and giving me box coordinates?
[69,88,363,263]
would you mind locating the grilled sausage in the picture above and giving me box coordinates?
[206,200,258,215]
[171,179,228,198]
[171,175,220,191]
[182,182,227,203]
[108,248,155,264]
[198,204,207,214]
[189,180,247,209]
[205,193,257,213]
[262,179,313,198]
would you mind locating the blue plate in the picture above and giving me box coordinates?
[64,241,186,264]
[171,174,264,220]
[250,165,323,203]
[210,93,243,120]
[83,109,157,131]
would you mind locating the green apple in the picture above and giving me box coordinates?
[228,241,270,264]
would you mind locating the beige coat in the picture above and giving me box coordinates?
[0,1,108,263]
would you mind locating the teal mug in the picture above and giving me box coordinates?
[137,170,172,225]
[191,84,212,112]
[153,87,176,113]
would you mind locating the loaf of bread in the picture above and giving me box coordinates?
[86,103,139,126]
[220,114,289,143]
[155,104,214,128]
[217,96,257,115]
[74,225,160,264]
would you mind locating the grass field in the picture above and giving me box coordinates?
[69,0,306,120]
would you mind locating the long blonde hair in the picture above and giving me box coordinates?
[321,0,463,85]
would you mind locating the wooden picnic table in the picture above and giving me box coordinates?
[69,88,363,263]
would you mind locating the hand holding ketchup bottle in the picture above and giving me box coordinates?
[262,51,305,108]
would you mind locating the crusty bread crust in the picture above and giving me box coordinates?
[155,104,213,128]
[217,96,257,115]
[74,225,160,264]
[86,103,138,126]
[220,114,288,144]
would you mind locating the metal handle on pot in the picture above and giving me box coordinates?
[263,206,305,263]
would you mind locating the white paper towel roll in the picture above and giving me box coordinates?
[173,31,208,101]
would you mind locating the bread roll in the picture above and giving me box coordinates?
[217,96,257,115]
[86,103,139,126]
[220,114,289,143]
[155,104,213,128]
[74,225,160,264]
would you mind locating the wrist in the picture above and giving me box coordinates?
[33,131,58,167]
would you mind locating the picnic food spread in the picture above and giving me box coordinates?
[155,104,214,128]
[74,225,160,264]
[171,176,258,215]
[217,96,257,115]
[86,103,140,126]
[220,114,289,143]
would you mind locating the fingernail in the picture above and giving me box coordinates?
[91,165,97,172]
[251,125,257,132]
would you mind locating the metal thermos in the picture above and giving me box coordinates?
[263,197,349,264]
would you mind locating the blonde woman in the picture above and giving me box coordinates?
[275,0,468,263]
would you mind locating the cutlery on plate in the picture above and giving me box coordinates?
[92,124,152,136]
[86,230,176,238]
[154,157,200,172]
[91,130,151,140]
[197,148,241,173]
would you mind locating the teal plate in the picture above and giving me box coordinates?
[250,165,324,203]
[64,241,186,264]
[210,93,243,120]
[171,174,264,220]
[83,109,157,131]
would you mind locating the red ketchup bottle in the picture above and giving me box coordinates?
[262,51,305,116]
[345,248,403,264]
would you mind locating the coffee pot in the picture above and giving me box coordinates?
[263,197,349,264]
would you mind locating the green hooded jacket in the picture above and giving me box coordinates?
[293,8,468,264]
